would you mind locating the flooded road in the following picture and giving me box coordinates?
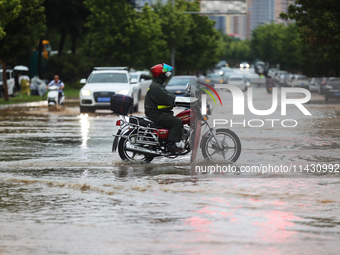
[0,87,340,254]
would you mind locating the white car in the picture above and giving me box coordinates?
[226,74,249,92]
[240,62,250,69]
[309,77,321,92]
[273,70,288,86]
[79,67,140,113]
[291,75,309,89]
[129,70,152,98]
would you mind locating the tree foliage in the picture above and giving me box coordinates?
[221,35,253,67]
[0,0,46,61]
[174,1,223,73]
[280,0,340,61]
[84,0,165,68]
[0,0,21,40]
[250,22,337,76]
[44,0,89,55]
[251,23,288,67]
[83,0,221,73]
[0,0,45,100]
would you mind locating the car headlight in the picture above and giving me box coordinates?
[118,90,130,95]
[240,64,244,68]
[325,85,333,90]
[81,90,91,96]
[219,71,223,75]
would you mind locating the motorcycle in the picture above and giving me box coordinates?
[47,85,65,111]
[111,84,241,164]
[266,75,275,94]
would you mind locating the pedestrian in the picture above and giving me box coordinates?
[19,74,31,97]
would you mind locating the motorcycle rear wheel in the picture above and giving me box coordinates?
[118,129,155,163]
[201,128,241,163]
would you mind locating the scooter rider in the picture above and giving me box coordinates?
[47,75,64,104]
[144,63,183,152]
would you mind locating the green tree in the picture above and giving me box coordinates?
[0,0,45,100]
[131,4,167,69]
[222,35,253,67]
[153,0,192,68]
[280,0,340,62]
[175,0,223,73]
[154,0,223,73]
[0,0,21,40]
[251,23,287,67]
[44,0,89,55]
[84,0,164,68]
[250,22,338,75]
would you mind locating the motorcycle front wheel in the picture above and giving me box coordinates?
[118,129,155,163]
[201,128,241,163]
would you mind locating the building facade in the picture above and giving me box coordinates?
[227,0,293,40]
[133,0,294,40]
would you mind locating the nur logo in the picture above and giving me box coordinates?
[199,83,312,116]
[198,82,222,114]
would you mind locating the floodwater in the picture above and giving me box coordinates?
[0,88,340,255]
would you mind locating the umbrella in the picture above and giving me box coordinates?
[13,65,29,71]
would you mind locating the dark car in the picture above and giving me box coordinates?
[324,78,340,101]
[165,75,198,96]
[254,61,266,76]
[204,72,224,87]
[215,60,228,69]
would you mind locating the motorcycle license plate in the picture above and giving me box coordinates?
[98,97,111,102]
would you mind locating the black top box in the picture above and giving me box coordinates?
[110,94,133,115]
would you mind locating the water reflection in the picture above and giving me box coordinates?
[1,92,340,254]
[79,114,90,148]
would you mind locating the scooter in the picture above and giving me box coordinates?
[47,85,65,111]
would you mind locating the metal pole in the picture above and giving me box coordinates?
[171,46,175,75]
[171,0,175,75]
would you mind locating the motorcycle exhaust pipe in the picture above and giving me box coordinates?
[125,144,164,156]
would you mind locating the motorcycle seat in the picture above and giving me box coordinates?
[129,116,163,129]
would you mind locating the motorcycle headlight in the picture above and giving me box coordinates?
[81,90,91,96]
[118,90,130,95]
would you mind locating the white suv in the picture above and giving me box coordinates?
[79,67,140,113]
